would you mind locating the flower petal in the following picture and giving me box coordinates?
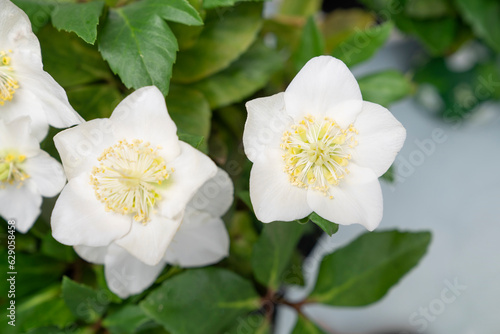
[352,102,407,176]
[164,209,229,267]
[249,148,311,223]
[53,119,115,180]
[51,175,132,247]
[104,243,165,299]
[115,214,183,266]
[188,168,233,218]
[284,56,362,120]
[243,92,292,162]
[159,141,217,219]
[0,182,41,233]
[324,99,363,129]
[74,245,107,264]
[0,116,39,155]
[110,86,180,161]
[307,164,383,231]
[24,151,66,197]
[0,0,39,53]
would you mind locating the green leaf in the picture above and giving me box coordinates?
[191,41,282,109]
[381,165,395,183]
[331,22,392,67]
[136,0,204,26]
[279,0,321,17]
[178,133,204,149]
[309,230,432,306]
[67,84,123,120]
[358,70,413,107]
[282,251,306,286]
[11,0,55,32]
[61,276,110,323]
[140,268,260,334]
[292,314,328,334]
[252,221,306,290]
[98,4,179,95]
[203,0,265,9]
[103,305,151,334]
[50,1,104,44]
[41,233,76,262]
[172,2,263,83]
[308,212,338,236]
[404,0,452,19]
[293,17,324,71]
[225,313,271,334]
[455,0,500,53]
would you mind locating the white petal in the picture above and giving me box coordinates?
[0,0,39,53]
[324,99,363,129]
[307,164,383,231]
[352,102,407,176]
[53,119,116,180]
[104,243,165,299]
[24,151,66,197]
[0,182,41,233]
[115,214,183,266]
[243,93,292,162]
[51,175,132,246]
[164,209,229,267]
[74,245,107,264]
[188,168,233,218]
[0,89,49,142]
[110,86,180,161]
[249,148,311,223]
[284,56,362,119]
[159,141,217,219]
[0,116,39,155]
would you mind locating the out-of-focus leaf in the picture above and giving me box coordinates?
[309,230,431,306]
[225,313,271,334]
[98,3,179,95]
[11,0,55,32]
[178,133,205,150]
[358,70,413,107]
[50,1,105,44]
[381,165,395,183]
[67,84,123,120]
[227,211,259,278]
[293,17,324,71]
[172,2,263,83]
[203,0,266,9]
[41,233,76,262]
[405,0,452,19]
[191,41,282,109]
[279,0,321,17]
[103,305,151,334]
[140,268,260,334]
[331,22,392,67]
[62,276,110,323]
[252,221,306,290]
[455,0,500,53]
[308,212,338,237]
[292,314,328,334]
[169,0,206,50]
[282,251,306,286]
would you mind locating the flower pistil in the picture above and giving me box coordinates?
[0,151,29,187]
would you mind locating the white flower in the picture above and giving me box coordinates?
[0,117,66,232]
[243,56,406,231]
[74,168,233,298]
[51,86,218,266]
[0,0,83,140]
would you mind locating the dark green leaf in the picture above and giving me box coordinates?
[136,0,203,26]
[225,313,271,334]
[456,0,500,53]
[50,1,104,44]
[282,251,306,286]
[172,2,263,83]
[103,305,151,334]
[140,268,260,334]
[62,276,110,323]
[203,0,265,9]
[309,230,431,306]
[67,84,123,120]
[331,22,392,67]
[178,133,204,149]
[11,0,55,32]
[191,41,283,109]
[309,212,338,236]
[293,16,324,71]
[252,221,306,290]
[381,165,395,183]
[292,314,328,334]
[404,0,452,19]
[99,4,179,95]
[41,233,76,262]
[358,70,413,107]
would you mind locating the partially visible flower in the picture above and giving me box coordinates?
[243,56,406,231]
[0,117,66,231]
[51,86,218,266]
[74,168,233,298]
[0,0,83,140]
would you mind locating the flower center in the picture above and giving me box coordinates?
[90,139,172,224]
[281,115,358,198]
[0,50,19,106]
[0,152,29,187]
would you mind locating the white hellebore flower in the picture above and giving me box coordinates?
[0,117,66,232]
[51,86,218,267]
[243,56,406,231]
[74,168,233,298]
[0,0,83,140]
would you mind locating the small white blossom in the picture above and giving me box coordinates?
[51,86,218,266]
[74,168,233,298]
[0,0,83,140]
[0,117,66,231]
[243,56,406,230]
